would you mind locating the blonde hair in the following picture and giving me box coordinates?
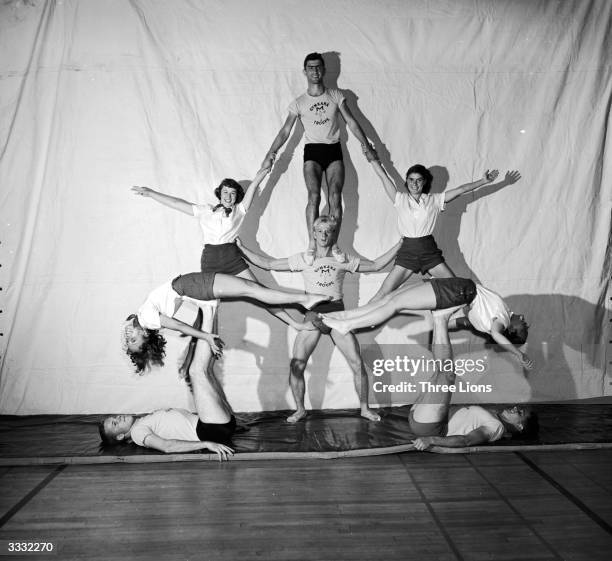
[312,215,338,232]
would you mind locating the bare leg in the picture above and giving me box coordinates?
[411,309,456,424]
[321,282,438,335]
[369,265,414,303]
[330,330,380,421]
[427,262,455,278]
[326,286,404,322]
[325,160,347,260]
[327,281,437,323]
[325,160,345,227]
[189,310,232,424]
[287,330,321,422]
[304,161,324,251]
[212,273,330,309]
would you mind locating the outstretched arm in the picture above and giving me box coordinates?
[131,186,194,215]
[444,169,499,204]
[370,160,397,203]
[261,112,299,171]
[159,315,224,358]
[338,101,377,162]
[241,167,271,212]
[236,238,292,271]
[235,240,315,331]
[412,427,492,451]
[357,239,403,273]
[141,433,233,460]
[489,320,534,369]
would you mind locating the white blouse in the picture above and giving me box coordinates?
[192,202,247,245]
[395,192,445,238]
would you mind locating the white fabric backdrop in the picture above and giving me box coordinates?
[1,0,610,414]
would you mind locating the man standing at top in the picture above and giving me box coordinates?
[261,52,377,263]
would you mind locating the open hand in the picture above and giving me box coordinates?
[505,170,521,184]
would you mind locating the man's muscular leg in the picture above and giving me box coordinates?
[287,329,321,422]
[330,330,381,421]
[325,160,345,235]
[303,161,324,253]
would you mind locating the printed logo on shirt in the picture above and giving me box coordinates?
[313,263,337,288]
[310,101,331,126]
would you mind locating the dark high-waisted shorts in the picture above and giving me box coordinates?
[304,299,345,335]
[428,277,477,309]
[172,272,216,301]
[196,415,236,445]
[304,142,343,169]
[201,242,249,275]
[409,408,448,437]
[395,235,445,274]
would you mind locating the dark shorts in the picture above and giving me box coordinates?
[304,299,344,334]
[395,235,445,274]
[200,242,249,275]
[196,415,236,445]
[172,272,216,301]
[428,277,477,309]
[304,142,343,169]
[409,408,448,437]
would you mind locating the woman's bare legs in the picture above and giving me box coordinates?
[411,308,457,424]
[212,273,330,309]
[321,282,438,335]
[427,262,455,279]
[188,308,232,424]
[368,265,414,303]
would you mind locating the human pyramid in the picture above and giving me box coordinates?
[101,53,536,460]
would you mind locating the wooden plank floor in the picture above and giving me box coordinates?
[1,450,611,560]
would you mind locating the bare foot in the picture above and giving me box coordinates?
[361,408,381,422]
[303,293,332,310]
[287,410,307,423]
[320,315,351,335]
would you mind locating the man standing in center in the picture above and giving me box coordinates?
[238,216,400,423]
[261,52,377,263]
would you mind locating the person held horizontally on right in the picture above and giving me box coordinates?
[320,277,533,369]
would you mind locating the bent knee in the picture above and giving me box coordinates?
[290,358,307,375]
